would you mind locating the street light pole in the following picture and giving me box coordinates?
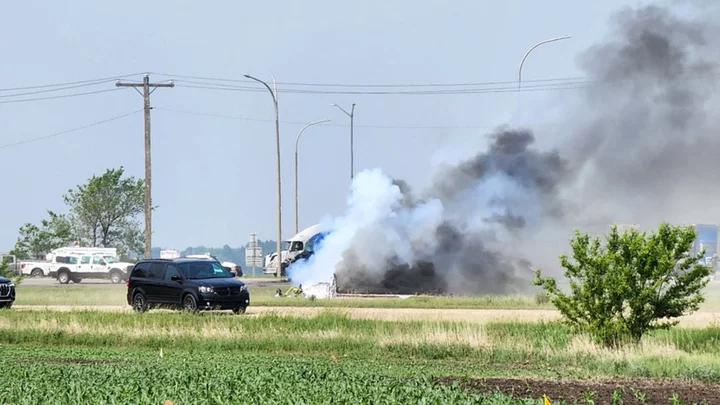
[331,103,356,180]
[518,35,571,91]
[294,119,330,234]
[244,74,283,277]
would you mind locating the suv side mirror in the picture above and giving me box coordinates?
[171,275,182,282]
[229,270,237,277]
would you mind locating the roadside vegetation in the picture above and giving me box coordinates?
[0,310,719,403]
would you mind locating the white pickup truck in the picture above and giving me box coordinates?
[19,247,119,278]
[49,253,135,284]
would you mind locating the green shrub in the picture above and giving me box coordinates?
[534,223,711,348]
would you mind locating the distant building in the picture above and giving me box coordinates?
[160,249,180,259]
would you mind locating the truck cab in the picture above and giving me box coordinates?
[263,224,326,276]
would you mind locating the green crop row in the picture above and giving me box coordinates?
[1,310,720,382]
[0,346,542,405]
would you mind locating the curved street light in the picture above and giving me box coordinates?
[294,119,330,234]
[518,35,571,91]
[331,103,356,180]
[244,74,283,277]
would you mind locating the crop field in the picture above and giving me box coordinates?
[5,280,720,403]
[1,309,720,403]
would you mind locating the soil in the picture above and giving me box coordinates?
[436,376,720,404]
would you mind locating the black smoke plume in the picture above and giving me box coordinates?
[293,2,720,295]
[334,129,566,295]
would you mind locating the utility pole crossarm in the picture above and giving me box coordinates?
[115,82,175,88]
[115,74,174,260]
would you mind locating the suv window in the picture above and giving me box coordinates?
[178,261,233,279]
[67,256,78,265]
[164,264,182,281]
[131,262,150,278]
[148,262,166,279]
[92,256,105,265]
[80,256,91,264]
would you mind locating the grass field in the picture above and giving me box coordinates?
[1,309,720,403]
[13,281,554,309]
[13,280,720,311]
[6,280,720,403]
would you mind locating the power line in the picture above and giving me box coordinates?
[175,78,590,91]
[0,80,118,99]
[154,107,495,129]
[151,71,589,88]
[0,88,126,104]
[0,73,145,92]
[174,81,587,96]
[0,110,142,150]
[155,68,720,94]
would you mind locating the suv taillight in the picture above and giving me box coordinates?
[126,279,130,288]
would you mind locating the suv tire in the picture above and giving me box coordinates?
[132,292,147,313]
[232,306,247,315]
[182,294,198,313]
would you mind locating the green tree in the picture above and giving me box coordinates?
[0,257,22,285]
[63,167,146,257]
[534,223,711,348]
[11,211,74,259]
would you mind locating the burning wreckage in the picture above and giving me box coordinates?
[279,125,561,298]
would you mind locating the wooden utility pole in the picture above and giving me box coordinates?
[115,74,174,259]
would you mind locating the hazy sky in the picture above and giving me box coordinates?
[0,0,657,250]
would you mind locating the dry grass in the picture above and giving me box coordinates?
[12,305,720,328]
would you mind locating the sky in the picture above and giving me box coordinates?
[0,0,659,250]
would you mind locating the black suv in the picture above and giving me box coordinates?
[0,276,16,309]
[126,258,249,314]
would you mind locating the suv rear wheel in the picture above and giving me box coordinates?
[132,292,147,313]
[232,306,247,315]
